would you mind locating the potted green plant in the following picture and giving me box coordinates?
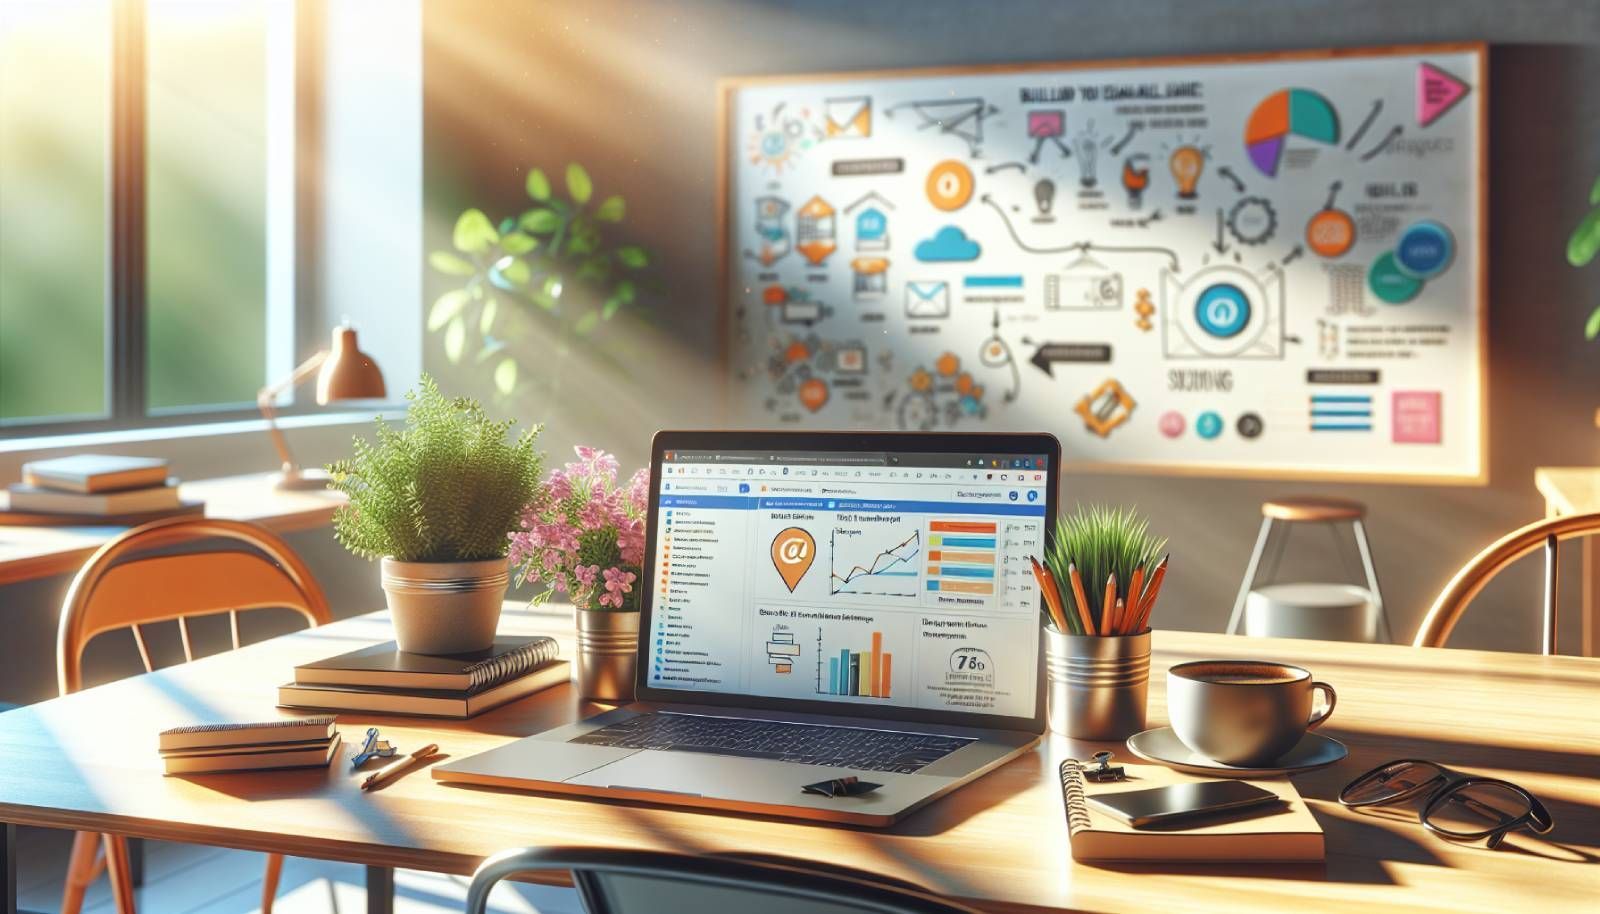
[1040,505,1168,740]
[1569,171,1600,341]
[328,375,543,655]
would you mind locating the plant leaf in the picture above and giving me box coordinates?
[479,298,498,336]
[613,279,636,304]
[494,357,518,395]
[566,163,593,205]
[574,310,600,336]
[1568,208,1600,267]
[567,230,598,255]
[500,231,538,255]
[1587,305,1600,340]
[428,251,476,276]
[497,216,517,236]
[519,209,562,234]
[1591,173,1600,207]
[444,317,466,363]
[602,292,623,320]
[617,245,649,269]
[452,209,499,254]
[428,290,470,330]
[577,256,611,283]
[595,195,625,222]
[525,168,551,201]
[499,258,532,286]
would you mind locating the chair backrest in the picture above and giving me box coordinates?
[1415,511,1600,653]
[58,516,332,695]
[465,847,984,914]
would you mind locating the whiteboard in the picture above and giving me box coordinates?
[720,45,1486,482]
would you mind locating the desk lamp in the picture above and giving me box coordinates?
[257,324,386,490]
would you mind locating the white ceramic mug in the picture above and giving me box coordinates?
[1167,660,1336,766]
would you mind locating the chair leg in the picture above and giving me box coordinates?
[102,835,136,914]
[1352,518,1392,643]
[261,853,285,914]
[60,831,101,914]
[1228,517,1274,635]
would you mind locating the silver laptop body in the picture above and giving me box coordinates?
[436,430,1061,827]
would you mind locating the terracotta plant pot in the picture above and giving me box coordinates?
[381,557,508,655]
[575,607,639,701]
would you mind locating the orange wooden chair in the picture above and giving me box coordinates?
[56,517,332,914]
[1414,511,1600,652]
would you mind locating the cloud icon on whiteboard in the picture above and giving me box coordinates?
[914,226,981,262]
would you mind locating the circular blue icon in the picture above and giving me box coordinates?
[1194,283,1251,338]
[1026,489,1039,502]
[1196,411,1224,440]
[1008,490,1019,502]
[1395,220,1454,280]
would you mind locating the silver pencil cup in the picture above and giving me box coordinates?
[575,608,639,702]
[1044,626,1150,740]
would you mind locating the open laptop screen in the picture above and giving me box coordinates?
[639,434,1055,728]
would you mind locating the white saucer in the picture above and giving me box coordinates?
[1125,727,1348,777]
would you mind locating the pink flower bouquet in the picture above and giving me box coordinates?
[509,446,648,611]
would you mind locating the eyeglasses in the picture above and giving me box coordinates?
[1339,759,1554,848]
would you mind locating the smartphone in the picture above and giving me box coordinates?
[1086,780,1281,829]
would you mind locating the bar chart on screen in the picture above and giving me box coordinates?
[815,626,895,699]
[925,519,997,596]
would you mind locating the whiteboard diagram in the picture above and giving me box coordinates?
[720,45,1487,482]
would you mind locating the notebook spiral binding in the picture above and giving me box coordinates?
[1059,759,1092,831]
[465,637,560,691]
[161,715,334,735]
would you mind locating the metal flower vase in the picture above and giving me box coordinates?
[1043,625,1150,740]
[575,608,639,702]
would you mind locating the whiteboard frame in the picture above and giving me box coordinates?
[716,42,1489,486]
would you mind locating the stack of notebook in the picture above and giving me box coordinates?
[159,716,341,775]
[5,454,199,524]
[278,636,569,718]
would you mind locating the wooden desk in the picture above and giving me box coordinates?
[1534,466,1600,656]
[0,473,344,586]
[1,606,1596,914]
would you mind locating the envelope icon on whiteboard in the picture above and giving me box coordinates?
[905,280,950,319]
[825,96,872,139]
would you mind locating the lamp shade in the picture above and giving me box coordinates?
[315,325,386,404]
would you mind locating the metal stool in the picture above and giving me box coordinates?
[1227,496,1393,642]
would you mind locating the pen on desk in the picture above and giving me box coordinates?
[361,743,439,791]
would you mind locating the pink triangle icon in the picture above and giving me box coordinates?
[1417,63,1470,128]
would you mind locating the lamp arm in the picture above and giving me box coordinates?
[257,351,329,474]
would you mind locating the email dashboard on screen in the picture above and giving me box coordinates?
[647,449,1048,719]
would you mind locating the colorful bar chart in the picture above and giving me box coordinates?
[818,628,892,698]
[925,520,997,595]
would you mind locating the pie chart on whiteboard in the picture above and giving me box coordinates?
[1244,88,1340,177]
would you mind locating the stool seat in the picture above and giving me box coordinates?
[1262,496,1366,522]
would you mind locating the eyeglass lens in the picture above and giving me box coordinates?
[1425,782,1532,838]
[1345,761,1445,805]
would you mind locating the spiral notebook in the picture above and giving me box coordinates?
[1059,758,1324,863]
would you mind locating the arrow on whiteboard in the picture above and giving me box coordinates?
[1213,209,1230,254]
[1280,244,1304,267]
[1110,123,1143,155]
[1360,125,1403,162]
[1217,166,1245,194]
[1028,342,1113,377]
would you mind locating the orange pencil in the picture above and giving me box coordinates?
[1098,573,1117,636]
[1030,557,1071,633]
[1124,566,1146,635]
[1130,555,1169,633]
[1111,598,1126,635]
[1066,563,1095,634]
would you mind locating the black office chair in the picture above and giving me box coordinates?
[465,846,984,914]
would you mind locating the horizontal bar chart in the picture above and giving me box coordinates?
[925,519,997,596]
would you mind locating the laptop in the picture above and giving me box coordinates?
[434,430,1061,826]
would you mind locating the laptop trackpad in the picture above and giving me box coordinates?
[566,750,920,810]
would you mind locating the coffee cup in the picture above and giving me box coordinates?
[1166,660,1336,766]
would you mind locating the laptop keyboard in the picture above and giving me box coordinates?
[570,712,975,773]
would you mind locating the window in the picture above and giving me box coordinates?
[0,0,305,432]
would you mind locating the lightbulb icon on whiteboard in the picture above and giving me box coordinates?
[1169,145,1205,199]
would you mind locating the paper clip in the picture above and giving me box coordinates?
[350,727,398,769]
[1084,750,1127,782]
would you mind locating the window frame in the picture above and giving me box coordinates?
[0,0,326,438]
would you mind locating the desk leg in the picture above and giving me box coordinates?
[4,823,13,914]
[128,837,144,888]
[365,865,394,914]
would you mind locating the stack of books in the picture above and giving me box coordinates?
[5,454,199,524]
[159,716,341,775]
[278,636,569,719]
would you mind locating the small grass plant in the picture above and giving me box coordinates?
[1045,505,1167,634]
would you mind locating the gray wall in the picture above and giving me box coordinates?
[421,0,1600,653]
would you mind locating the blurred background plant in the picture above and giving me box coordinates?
[427,163,653,397]
[1570,172,1600,339]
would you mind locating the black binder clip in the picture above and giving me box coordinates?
[1084,751,1126,783]
[802,776,882,798]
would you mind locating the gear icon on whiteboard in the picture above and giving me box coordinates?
[1226,196,1278,246]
